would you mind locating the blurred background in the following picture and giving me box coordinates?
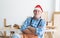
[0,0,60,38]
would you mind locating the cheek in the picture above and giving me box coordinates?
[38,12,42,15]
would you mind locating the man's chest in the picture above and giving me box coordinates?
[29,19,42,28]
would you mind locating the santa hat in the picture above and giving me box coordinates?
[34,5,43,12]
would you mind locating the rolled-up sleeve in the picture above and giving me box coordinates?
[36,20,46,35]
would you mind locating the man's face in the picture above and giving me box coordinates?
[33,9,42,18]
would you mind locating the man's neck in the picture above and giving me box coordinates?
[33,16,41,20]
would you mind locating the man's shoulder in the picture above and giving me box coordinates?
[41,19,46,22]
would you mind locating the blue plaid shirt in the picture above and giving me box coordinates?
[21,17,46,38]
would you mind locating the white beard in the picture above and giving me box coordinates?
[34,15,41,19]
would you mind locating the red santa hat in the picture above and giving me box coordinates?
[34,5,43,12]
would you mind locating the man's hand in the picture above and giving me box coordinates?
[22,29,32,34]
[28,26,36,34]
[22,26,37,35]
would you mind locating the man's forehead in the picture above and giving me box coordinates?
[34,9,42,12]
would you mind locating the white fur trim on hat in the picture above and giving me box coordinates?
[34,8,42,12]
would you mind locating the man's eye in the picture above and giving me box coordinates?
[34,10,37,12]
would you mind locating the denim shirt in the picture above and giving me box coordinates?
[20,17,46,36]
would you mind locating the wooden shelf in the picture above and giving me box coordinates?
[46,26,55,29]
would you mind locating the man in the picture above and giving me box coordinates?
[21,5,46,38]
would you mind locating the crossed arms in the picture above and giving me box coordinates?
[22,26,42,35]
